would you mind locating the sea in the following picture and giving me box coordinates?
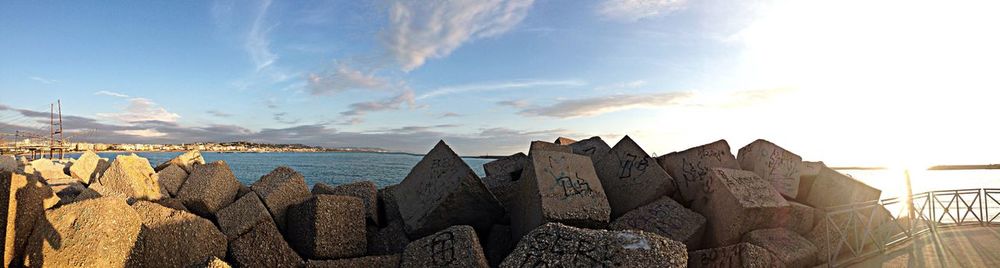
[63,152,998,200]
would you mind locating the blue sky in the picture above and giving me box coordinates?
[2,0,998,166]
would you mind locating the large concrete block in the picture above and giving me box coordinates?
[742,228,818,268]
[568,136,611,162]
[251,166,311,231]
[796,161,825,201]
[482,153,529,219]
[528,140,572,155]
[593,135,676,218]
[1,172,59,267]
[128,201,227,267]
[68,150,103,184]
[484,225,515,268]
[286,195,367,259]
[313,180,380,226]
[23,197,142,268]
[501,223,687,268]
[157,164,188,197]
[229,219,303,268]
[24,159,70,181]
[687,243,784,268]
[483,153,529,179]
[395,141,504,238]
[799,166,882,208]
[511,150,611,239]
[610,196,706,249]
[155,149,205,173]
[737,139,803,198]
[46,178,85,205]
[655,139,740,205]
[779,201,818,235]
[94,154,163,201]
[693,168,790,247]
[305,254,400,268]
[0,156,15,173]
[176,160,240,219]
[215,191,272,240]
[401,225,489,268]
[553,137,577,145]
[368,185,410,255]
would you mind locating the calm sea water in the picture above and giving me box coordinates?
[64,152,491,188]
[838,169,1000,200]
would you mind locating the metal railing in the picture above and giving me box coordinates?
[820,188,1000,267]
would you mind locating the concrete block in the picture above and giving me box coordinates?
[510,150,610,240]
[693,168,790,247]
[216,191,272,240]
[157,164,188,197]
[484,225,515,268]
[799,166,881,208]
[229,219,303,267]
[155,150,205,173]
[568,136,611,162]
[305,254,400,268]
[128,201,227,267]
[482,153,529,218]
[395,141,503,238]
[251,166,311,231]
[553,137,577,145]
[0,172,59,267]
[737,139,803,198]
[655,139,740,205]
[176,160,240,219]
[0,156,14,173]
[610,196,706,249]
[23,197,142,268]
[368,185,410,255]
[593,135,676,218]
[25,159,70,181]
[742,228,818,268]
[779,201,817,235]
[500,223,687,268]
[313,180,379,226]
[528,140,572,155]
[688,243,784,268]
[68,150,103,184]
[286,195,367,259]
[94,154,163,201]
[401,225,489,268]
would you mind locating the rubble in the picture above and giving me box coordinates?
[737,139,803,198]
[93,154,163,201]
[313,180,379,225]
[1,172,59,267]
[128,201,228,267]
[400,225,489,268]
[742,228,818,268]
[155,149,205,173]
[501,223,688,268]
[394,141,503,238]
[251,166,312,231]
[215,191,273,240]
[176,160,241,219]
[23,197,142,268]
[693,168,790,247]
[610,197,706,249]
[655,139,740,205]
[229,220,304,267]
[687,243,784,268]
[157,164,188,197]
[285,195,367,259]
[593,135,676,218]
[510,150,611,239]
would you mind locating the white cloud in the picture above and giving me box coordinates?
[384,0,535,71]
[417,79,583,100]
[28,76,57,84]
[519,91,692,118]
[247,0,277,71]
[497,99,531,108]
[115,129,167,137]
[341,89,416,117]
[595,80,647,91]
[597,0,686,22]
[308,63,390,95]
[94,90,130,98]
[97,98,181,123]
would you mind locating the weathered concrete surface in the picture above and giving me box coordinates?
[568,136,611,162]
[176,160,241,219]
[693,168,790,247]
[738,139,803,198]
[251,166,311,231]
[655,139,740,206]
[368,185,410,255]
[25,158,70,181]
[796,161,825,201]
[286,195,367,259]
[1,172,59,267]
[128,201,227,267]
[153,197,188,211]
[553,137,577,145]
[528,140,572,155]
[215,191,272,240]
[485,225,516,268]
[610,196,706,249]
[395,141,504,238]
[501,223,688,268]
[229,219,303,268]
[594,135,676,218]
[799,165,882,208]
[47,178,85,205]
[191,256,232,268]
[0,156,15,172]
[157,164,188,197]
[510,150,610,240]
[400,225,489,268]
[305,254,400,268]
[68,150,103,184]
[94,154,163,201]
[484,153,529,179]
[23,197,142,268]
[743,228,818,268]
[688,242,785,268]
[778,201,818,235]
[313,180,380,226]
[482,153,529,221]
[155,149,205,173]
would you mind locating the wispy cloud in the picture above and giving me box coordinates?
[597,0,686,22]
[94,90,130,98]
[272,112,300,124]
[417,79,584,100]
[97,98,181,123]
[28,76,58,84]
[384,0,535,71]
[340,89,416,117]
[497,99,531,108]
[246,0,277,71]
[519,91,693,118]
[115,129,167,138]
[595,80,647,91]
[307,63,391,95]
[439,112,462,118]
[207,110,233,117]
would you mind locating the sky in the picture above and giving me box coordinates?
[1,0,998,167]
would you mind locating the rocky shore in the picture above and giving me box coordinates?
[0,136,883,267]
